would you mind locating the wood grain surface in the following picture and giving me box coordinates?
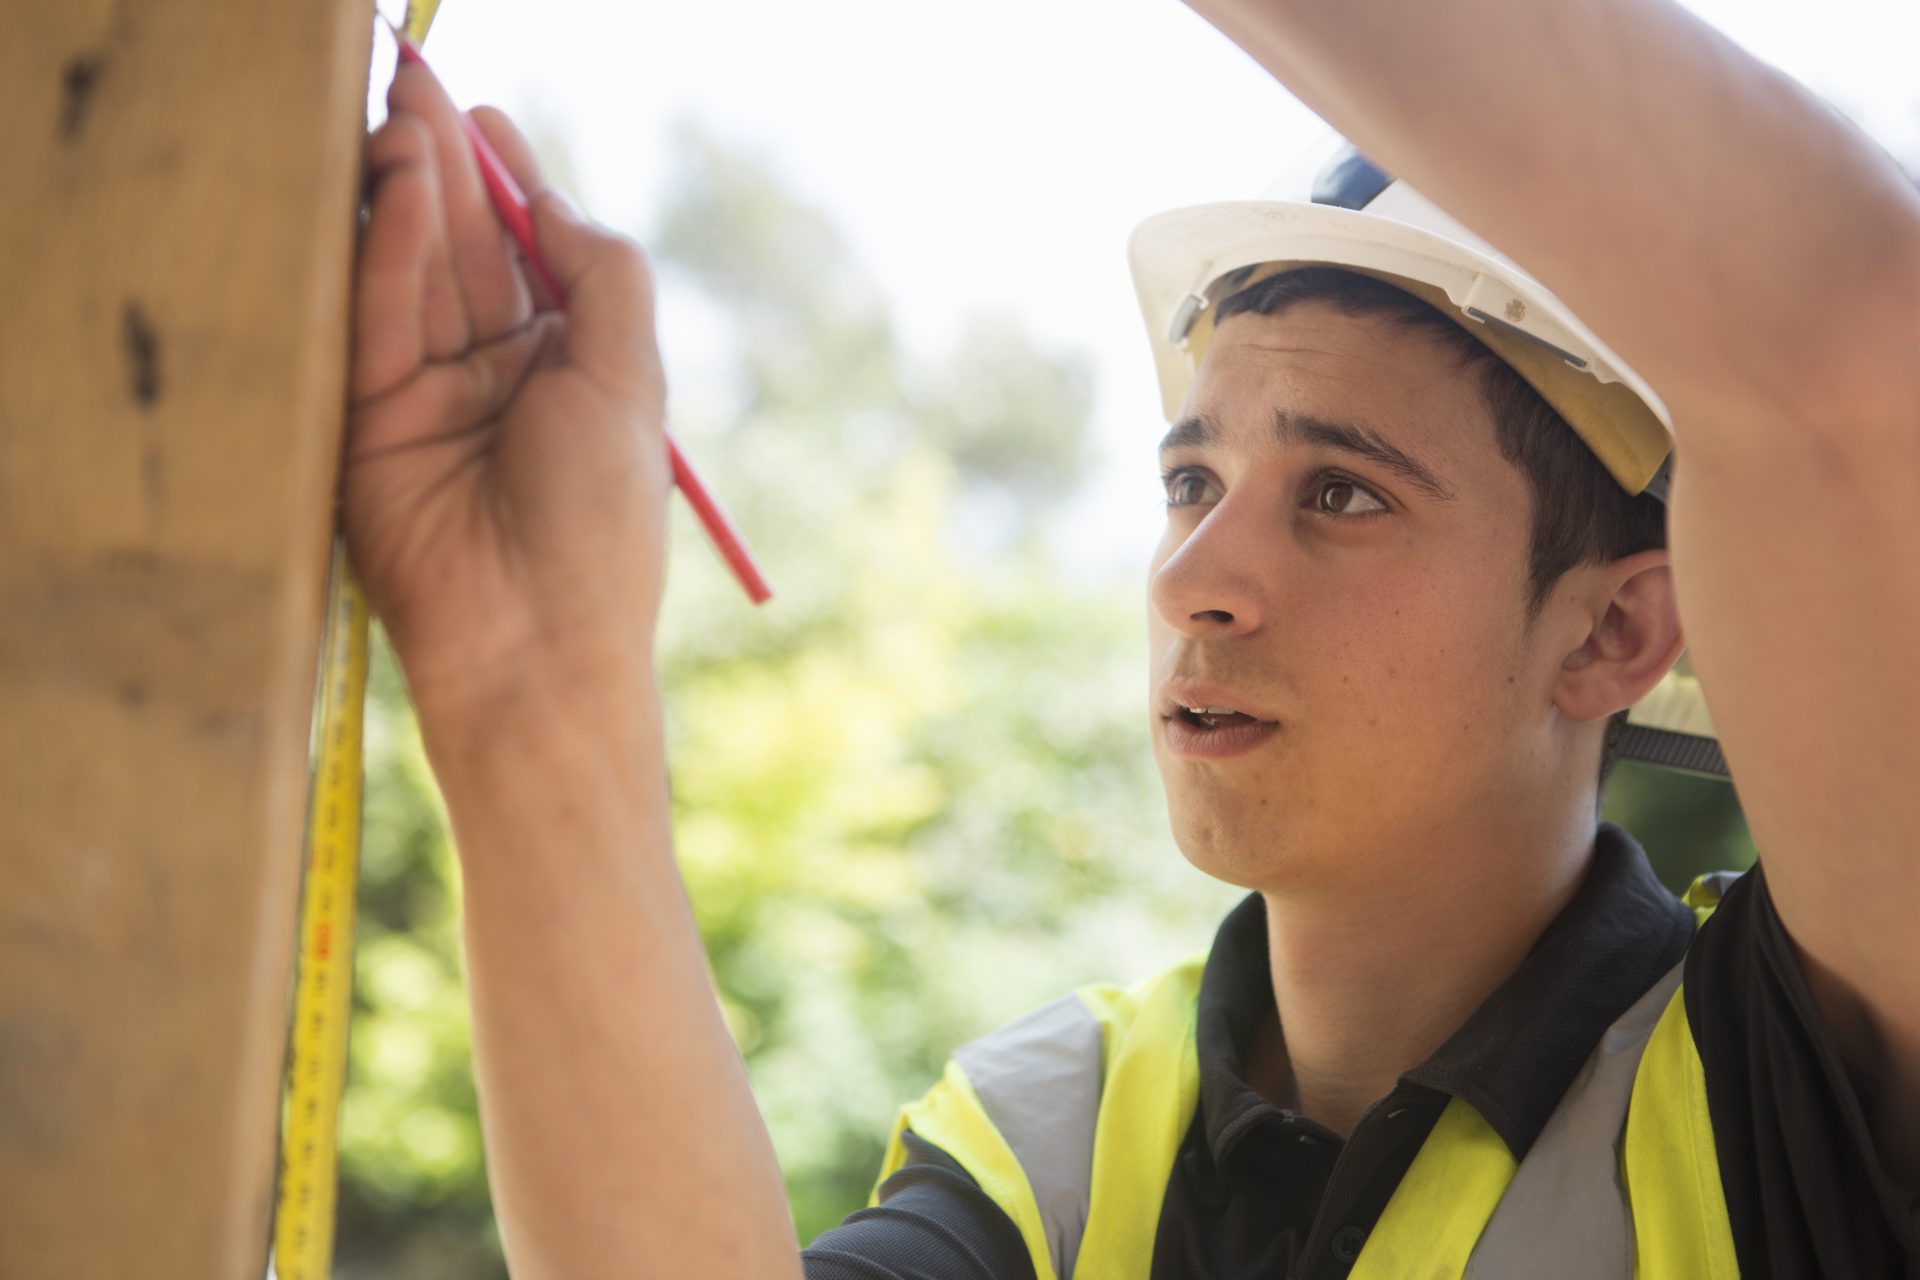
[0,0,373,1273]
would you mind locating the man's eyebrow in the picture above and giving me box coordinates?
[1274,410,1456,502]
[1158,414,1217,456]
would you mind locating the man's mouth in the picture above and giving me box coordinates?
[1173,705,1267,731]
[1162,701,1281,758]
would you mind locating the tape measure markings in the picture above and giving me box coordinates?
[274,543,370,1280]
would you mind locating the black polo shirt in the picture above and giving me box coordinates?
[802,824,1919,1279]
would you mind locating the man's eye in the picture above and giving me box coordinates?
[1313,475,1388,517]
[1162,470,1218,507]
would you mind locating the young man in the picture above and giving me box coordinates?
[346,0,1919,1276]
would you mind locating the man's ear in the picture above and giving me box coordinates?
[1553,548,1685,724]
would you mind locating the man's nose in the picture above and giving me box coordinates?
[1148,497,1271,638]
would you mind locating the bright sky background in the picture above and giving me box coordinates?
[401,0,1920,577]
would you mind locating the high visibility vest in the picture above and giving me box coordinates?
[873,873,1744,1280]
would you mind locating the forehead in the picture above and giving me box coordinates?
[1177,302,1503,479]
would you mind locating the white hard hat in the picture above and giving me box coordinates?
[1127,138,1724,779]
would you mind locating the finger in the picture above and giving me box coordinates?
[386,62,532,341]
[529,193,664,394]
[355,115,467,402]
[469,105,544,195]
[469,105,564,312]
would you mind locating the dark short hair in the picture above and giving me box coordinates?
[1210,266,1668,791]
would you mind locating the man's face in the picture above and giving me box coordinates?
[1147,302,1564,890]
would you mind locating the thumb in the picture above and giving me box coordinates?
[532,191,663,391]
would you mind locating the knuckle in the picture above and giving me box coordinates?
[394,113,433,145]
[605,236,652,279]
[369,114,429,165]
[598,238,660,311]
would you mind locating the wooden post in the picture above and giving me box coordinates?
[0,0,371,1274]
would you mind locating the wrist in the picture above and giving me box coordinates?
[413,657,667,830]
[408,630,655,743]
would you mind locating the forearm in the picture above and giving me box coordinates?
[1184,0,1920,429]
[421,674,801,1280]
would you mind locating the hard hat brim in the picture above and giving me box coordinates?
[1128,200,1675,498]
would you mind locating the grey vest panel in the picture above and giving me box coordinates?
[953,993,1105,1280]
[1692,870,1743,903]
[1463,956,1687,1278]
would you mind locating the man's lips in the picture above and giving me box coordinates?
[1161,712,1281,758]
[1156,679,1279,725]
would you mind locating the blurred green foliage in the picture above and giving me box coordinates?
[331,127,1753,1277]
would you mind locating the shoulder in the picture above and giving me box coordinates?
[1678,864,1919,1275]
[1073,950,1209,1044]
[838,953,1212,1280]
[943,950,1210,1133]
[804,1131,1038,1280]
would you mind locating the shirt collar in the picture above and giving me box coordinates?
[1193,821,1695,1163]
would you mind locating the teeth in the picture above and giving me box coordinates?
[1185,705,1238,716]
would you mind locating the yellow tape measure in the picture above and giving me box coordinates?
[274,547,371,1280]
[273,9,446,1277]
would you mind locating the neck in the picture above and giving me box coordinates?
[1254,807,1598,1138]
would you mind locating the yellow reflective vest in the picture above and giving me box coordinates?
[873,874,1743,1279]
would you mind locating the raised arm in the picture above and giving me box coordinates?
[1183,0,1920,1181]
[346,63,802,1278]
[1184,0,1920,424]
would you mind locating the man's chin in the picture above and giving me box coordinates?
[1168,808,1297,892]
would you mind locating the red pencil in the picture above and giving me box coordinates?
[391,29,773,606]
